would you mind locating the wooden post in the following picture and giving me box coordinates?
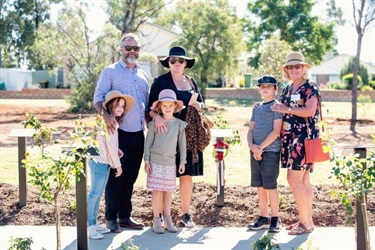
[75,148,88,250]
[9,129,35,207]
[353,147,371,250]
[62,146,90,250]
[211,129,233,207]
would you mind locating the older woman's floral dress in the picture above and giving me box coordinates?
[279,80,322,171]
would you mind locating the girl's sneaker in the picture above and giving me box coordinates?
[88,225,104,239]
[95,224,111,234]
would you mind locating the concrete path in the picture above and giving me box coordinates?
[1,226,374,250]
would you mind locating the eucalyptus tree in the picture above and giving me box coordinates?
[0,0,62,68]
[106,0,174,34]
[257,37,291,83]
[243,0,337,68]
[155,0,244,96]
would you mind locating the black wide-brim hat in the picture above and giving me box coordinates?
[159,46,195,68]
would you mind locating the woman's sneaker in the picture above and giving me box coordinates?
[95,224,111,234]
[88,225,104,239]
[247,216,271,230]
[181,213,195,228]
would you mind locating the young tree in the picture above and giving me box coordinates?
[23,114,101,250]
[349,0,375,131]
[243,0,337,68]
[154,0,244,97]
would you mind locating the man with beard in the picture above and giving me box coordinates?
[93,33,149,233]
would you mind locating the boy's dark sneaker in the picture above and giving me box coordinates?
[268,217,281,233]
[247,216,271,230]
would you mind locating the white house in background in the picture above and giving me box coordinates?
[138,22,179,78]
[310,54,375,85]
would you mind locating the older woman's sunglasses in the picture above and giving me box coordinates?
[123,45,140,52]
[286,64,302,70]
[169,58,185,64]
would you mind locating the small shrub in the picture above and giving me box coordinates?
[368,80,375,89]
[252,235,280,250]
[120,239,140,250]
[358,94,372,117]
[237,77,245,88]
[342,74,362,90]
[327,82,347,90]
[361,85,373,91]
[279,195,286,209]
[8,237,33,250]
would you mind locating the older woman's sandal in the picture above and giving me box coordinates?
[286,222,299,230]
[288,223,314,235]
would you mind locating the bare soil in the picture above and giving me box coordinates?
[0,100,374,228]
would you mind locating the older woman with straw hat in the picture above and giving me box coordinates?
[148,46,204,228]
[271,52,322,235]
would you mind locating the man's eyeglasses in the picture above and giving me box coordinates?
[286,64,302,70]
[169,57,185,65]
[123,45,140,52]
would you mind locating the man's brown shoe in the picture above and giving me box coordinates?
[118,217,144,229]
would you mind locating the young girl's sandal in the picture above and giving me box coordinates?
[288,223,313,235]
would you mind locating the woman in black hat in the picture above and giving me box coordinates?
[147,46,204,228]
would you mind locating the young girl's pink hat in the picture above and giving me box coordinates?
[102,90,135,115]
[151,89,184,113]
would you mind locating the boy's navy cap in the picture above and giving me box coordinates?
[257,75,278,86]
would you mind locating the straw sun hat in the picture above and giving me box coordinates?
[102,90,135,115]
[280,52,312,69]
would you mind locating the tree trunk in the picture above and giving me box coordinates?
[350,33,362,131]
[54,197,61,250]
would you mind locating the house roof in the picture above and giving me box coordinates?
[138,22,179,57]
[310,54,375,75]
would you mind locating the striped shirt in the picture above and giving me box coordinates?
[93,59,150,132]
[250,100,283,152]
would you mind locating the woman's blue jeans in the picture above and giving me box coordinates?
[87,159,110,226]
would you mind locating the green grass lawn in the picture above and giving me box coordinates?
[1,100,374,187]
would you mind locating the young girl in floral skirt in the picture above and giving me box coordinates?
[144,89,187,234]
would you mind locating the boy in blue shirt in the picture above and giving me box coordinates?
[247,75,283,233]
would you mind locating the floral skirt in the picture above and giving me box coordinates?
[146,163,176,192]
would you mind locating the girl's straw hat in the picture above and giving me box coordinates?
[102,90,135,115]
[151,89,184,113]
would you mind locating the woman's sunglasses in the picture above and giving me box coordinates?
[286,64,302,70]
[169,58,185,64]
[123,45,140,52]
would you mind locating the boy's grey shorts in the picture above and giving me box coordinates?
[250,151,280,190]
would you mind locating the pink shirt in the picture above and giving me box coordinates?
[92,123,121,169]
